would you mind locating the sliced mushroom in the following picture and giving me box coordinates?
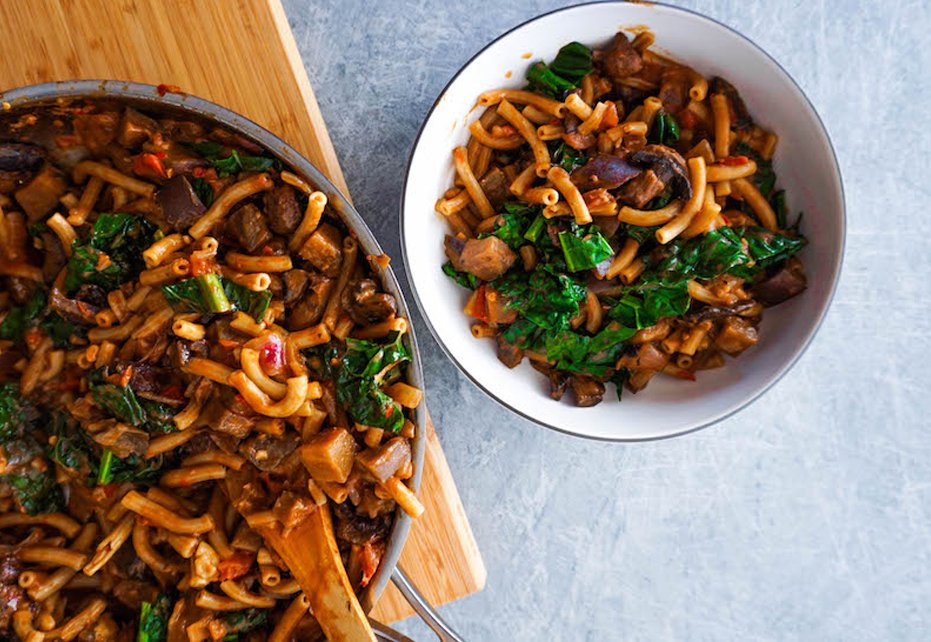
[629,144,691,200]
[570,154,641,191]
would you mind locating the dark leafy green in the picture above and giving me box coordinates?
[65,213,156,292]
[222,608,269,640]
[0,383,29,442]
[0,385,60,514]
[544,321,638,376]
[621,224,660,244]
[484,202,543,249]
[162,276,271,321]
[7,469,64,515]
[558,227,612,272]
[734,142,776,196]
[49,418,164,487]
[191,141,278,177]
[526,62,575,97]
[442,261,478,290]
[644,226,805,283]
[548,140,587,172]
[492,266,586,342]
[137,593,172,642]
[648,111,680,146]
[88,368,177,433]
[190,177,214,207]
[0,289,84,348]
[91,380,147,427]
[526,42,593,97]
[314,332,410,433]
[548,42,594,84]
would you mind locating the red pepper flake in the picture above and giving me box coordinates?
[156,83,182,96]
[384,405,394,418]
[722,155,750,166]
[155,150,167,159]
[261,245,275,255]
[192,166,206,178]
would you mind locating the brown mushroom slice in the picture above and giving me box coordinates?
[629,144,691,200]
[569,154,641,191]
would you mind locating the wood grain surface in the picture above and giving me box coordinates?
[0,0,485,622]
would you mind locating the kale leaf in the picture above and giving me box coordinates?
[548,141,587,172]
[558,226,613,272]
[313,332,410,433]
[191,142,277,178]
[492,266,587,343]
[65,213,156,292]
[162,276,271,321]
[648,111,680,146]
[442,261,478,290]
[90,380,147,427]
[137,593,172,642]
[222,608,269,639]
[526,42,593,97]
[190,177,214,207]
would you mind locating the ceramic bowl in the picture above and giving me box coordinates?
[401,2,844,441]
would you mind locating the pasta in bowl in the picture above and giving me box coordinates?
[402,3,844,439]
[0,82,424,641]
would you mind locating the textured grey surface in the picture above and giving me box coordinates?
[283,1,931,639]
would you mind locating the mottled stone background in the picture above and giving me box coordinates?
[282,1,930,639]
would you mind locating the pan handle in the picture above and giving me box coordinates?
[390,567,466,642]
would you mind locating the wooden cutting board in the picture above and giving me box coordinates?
[0,0,486,622]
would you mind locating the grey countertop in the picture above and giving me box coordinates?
[283,1,930,639]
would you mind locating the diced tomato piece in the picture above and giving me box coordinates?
[189,253,216,277]
[132,152,168,179]
[217,551,255,581]
[601,101,619,129]
[359,542,381,588]
[464,284,488,323]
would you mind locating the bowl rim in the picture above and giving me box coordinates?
[399,0,846,443]
[0,79,425,610]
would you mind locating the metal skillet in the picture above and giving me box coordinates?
[0,80,463,641]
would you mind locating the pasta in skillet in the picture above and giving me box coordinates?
[0,99,421,639]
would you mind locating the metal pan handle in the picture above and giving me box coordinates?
[388,567,467,642]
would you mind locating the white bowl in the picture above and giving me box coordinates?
[401,2,845,441]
